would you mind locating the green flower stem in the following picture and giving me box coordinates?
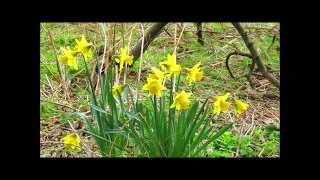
[82,54,103,136]
[176,73,181,92]
[83,55,97,105]
[154,94,157,128]
[191,82,196,92]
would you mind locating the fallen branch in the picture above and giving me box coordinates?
[225,51,257,89]
[47,29,70,100]
[232,22,280,89]
[129,22,168,65]
[226,51,252,79]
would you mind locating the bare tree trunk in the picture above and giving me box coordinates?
[232,22,280,89]
[129,22,168,65]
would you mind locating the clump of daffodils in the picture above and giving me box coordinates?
[141,53,250,114]
[142,54,203,110]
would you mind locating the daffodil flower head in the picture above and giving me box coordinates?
[112,84,127,98]
[74,35,93,62]
[61,133,81,151]
[142,77,166,97]
[159,54,181,78]
[170,90,192,110]
[213,92,231,115]
[114,46,134,72]
[234,99,249,115]
[186,61,204,85]
[150,67,165,80]
[59,46,80,70]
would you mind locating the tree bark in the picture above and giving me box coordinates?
[129,22,168,65]
[232,22,280,89]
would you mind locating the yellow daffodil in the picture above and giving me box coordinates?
[112,84,127,97]
[115,46,134,72]
[170,90,192,110]
[59,46,80,70]
[142,77,166,97]
[186,61,204,85]
[150,67,165,80]
[159,54,181,78]
[213,93,231,115]
[74,35,93,61]
[61,133,81,151]
[234,100,249,115]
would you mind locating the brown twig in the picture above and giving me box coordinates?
[266,35,276,53]
[47,29,70,100]
[232,22,280,89]
[225,51,252,79]
[245,107,255,136]
[246,57,257,89]
[163,28,173,37]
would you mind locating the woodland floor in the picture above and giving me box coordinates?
[40,22,280,157]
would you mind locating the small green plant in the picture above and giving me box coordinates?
[40,102,65,121]
[204,128,280,157]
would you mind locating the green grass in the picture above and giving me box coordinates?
[40,102,66,121]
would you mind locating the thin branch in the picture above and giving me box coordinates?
[266,34,276,53]
[93,23,108,94]
[99,23,108,77]
[175,23,187,51]
[246,56,257,89]
[244,107,255,136]
[163,28,172,37]
[47,29,70,100]
[44,74,54,93]
[225,51,252,79]
[172,23,186,92]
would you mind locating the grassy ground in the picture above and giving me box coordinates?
[40,22,280,157]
